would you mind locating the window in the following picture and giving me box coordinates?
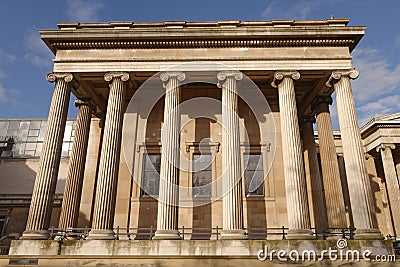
[244,154,264,196]
[192,154,212,197]
[141,154,161,196]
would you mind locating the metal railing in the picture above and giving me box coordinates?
[312,227,356,240]
[0,246,9,255]
[47,226,357,241]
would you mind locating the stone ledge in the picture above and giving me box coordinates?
[9,240,394,257]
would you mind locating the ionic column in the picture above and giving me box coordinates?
[302,115,327,233]
[327,69,382,239]
[312,96,347,232]
[217,71,247,240]
[377,144,400,236]
[21,73,75,240]
[58,99,93,230]
[271,71,313,239]
[153,72,185,240]
[87,72,129,240]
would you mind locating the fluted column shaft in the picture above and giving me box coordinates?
[377,144,400,236]
[88,72,128,240]
[58,99,92,229]
[22,73,74,240]
[154,72,185,240]
[302,116,327,233]
[218,71,246,240]
[313,96,347,230]
[272,71,312,239]
[327,69,382,239]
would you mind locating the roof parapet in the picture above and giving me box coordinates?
[56,18,352,30]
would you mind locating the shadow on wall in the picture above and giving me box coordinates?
[136,198,158,240]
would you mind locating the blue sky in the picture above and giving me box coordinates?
[0,0,399,128]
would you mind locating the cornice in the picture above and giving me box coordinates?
[49,39,356,51]
[41,19,365,53]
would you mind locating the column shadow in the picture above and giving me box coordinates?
[191,118,212,240]
[240,98,267,239]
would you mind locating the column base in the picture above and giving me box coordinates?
[86,229,116,240]
[286,229,314,240]
[152,230,182,240]
[220,230,248,240]
[354,228,383,240]
[326,228,347,240]
[20,230,50,240]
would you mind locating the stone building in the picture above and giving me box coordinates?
[0,18,399,261]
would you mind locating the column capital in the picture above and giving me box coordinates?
[46,72,74,83]
[376,143,396,153]
[302,115,316,124]
[104,72,130,82]
[217,71,243,82]
[326,68,359,87]
[160,71,186,82]
[271,70,300,88]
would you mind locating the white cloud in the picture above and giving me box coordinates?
[0,49,16,62]
[0,49,18,103]
[323,48,400,127]
[357,95,400,125]
[262,0,320,20]
[24,28,53,68]
[350,48,400,125]
[325,48,400,128]
[66,0,103,22]
[352,48,400,103]
[0,74,20,104]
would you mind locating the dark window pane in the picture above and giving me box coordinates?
[192,154,212,197]
[141,154,161,196]
[244,154,264,196]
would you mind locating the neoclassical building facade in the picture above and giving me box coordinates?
[1,19,400,257]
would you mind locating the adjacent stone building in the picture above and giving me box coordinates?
[0,19,399,260]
